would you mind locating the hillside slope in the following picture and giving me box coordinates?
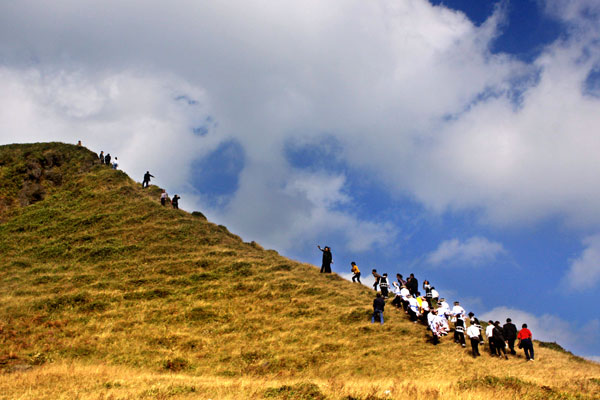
[0,142,599,400]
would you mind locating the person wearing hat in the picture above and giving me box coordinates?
[317,245,333,273]
[503,318,518,355]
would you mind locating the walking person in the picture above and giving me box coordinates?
[160,190,168,206]
[379,273,389,299]
[486,320,496,356]
[454,317,466,347]
[372,269,382,291]
[351,262,361,283]
[171,194,181,209]
[503,318,518,355]
[492,321,509,359]
[317,245,332,273]
[466,319,482,357]
[517,323,535,361]
[371,293,385,325]
[142,171,154,188]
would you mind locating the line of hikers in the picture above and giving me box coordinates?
[367,269,535,361]
[96,151,181,210]
[98,151,119,170]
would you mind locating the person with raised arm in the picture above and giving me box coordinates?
[317,245,332,273]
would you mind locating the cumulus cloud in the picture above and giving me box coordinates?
[564,234,600,290]
[1,0,600,255]
[426,236,505,266]
[480,306,600,360]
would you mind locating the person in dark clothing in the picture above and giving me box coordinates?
[143,171,154,188]
[371,293,385,325]
[99,151,105,164]
[396,273,406,287]
[423,280,433,307]
[372,269,382,291]
[317,245,332,273]
[172,194,180,209]
[454,318,466,347]
[503,318,518,355]
[492,321,509,359]
[105,153,111,165]
[407,273,418,296]
[379,273,389,299]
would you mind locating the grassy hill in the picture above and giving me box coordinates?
[0,142,599,400]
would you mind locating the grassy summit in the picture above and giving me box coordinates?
[0,142,598,399]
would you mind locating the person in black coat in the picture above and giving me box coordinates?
[492,321,509,359]
[503,318,518,355]
[317,245,332,273]
[104,153,111,165]
[172,194,181,209]
[407,273,418,296]
[143,171,154,188]
[371,293,385,325]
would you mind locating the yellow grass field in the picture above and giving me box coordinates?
[1,143,599,399]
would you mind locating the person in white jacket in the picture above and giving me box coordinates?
[466,319,482,358]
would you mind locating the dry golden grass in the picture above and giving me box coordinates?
[1,143,599,399]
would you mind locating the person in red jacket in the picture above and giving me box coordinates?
[517,323,535,361]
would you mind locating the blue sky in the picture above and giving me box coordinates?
[1,0,600,361]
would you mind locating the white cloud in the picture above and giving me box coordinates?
[564,234,600,290]
[426,237,505,266]
[1,0,600,254]
[480,306,600,360]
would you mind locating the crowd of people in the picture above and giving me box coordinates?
[317,246,535,361]
[98,150,118,170]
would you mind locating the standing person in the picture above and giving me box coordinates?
[396,273,406,287]
[451,301,466,321]
[372,269,382,291]
[317,245,332,273]
[492,321,509,359]
[351,262,361,283]
[454,317,466,347]
[99,151,105,164]
[486,320,496,356]
[467,320,482,358]
[371,293,385,325]
[171,194,181,209]
[407,273,418,296]
[112,157,118,169]
[430,286,439,309]
[379,273,390,299]
[423,280,433,307]
[143,171,154,188]
[160,190,168,206]
[517,323,535,361]
[503,318,518,355]
[105,153,111,166]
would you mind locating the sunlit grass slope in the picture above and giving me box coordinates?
[0,142,599,400]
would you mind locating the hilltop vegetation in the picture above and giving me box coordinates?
[0,142,599,399]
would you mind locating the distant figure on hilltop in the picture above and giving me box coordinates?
[143,171,154,188]
[112,157,118,170]
[172,194,180,209]
[492,321,509,359]
[380,273,389,299]
[105,153,111,166]
[351,262,361,283]
[99,151,105,164]
[160,190,168,206]
[317,245,332,273]
[467,319,482,358]
[371,293,385,325]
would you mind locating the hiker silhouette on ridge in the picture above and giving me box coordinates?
[172,194,180,209]
[317,245,332,273]
[143,171,154,188]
